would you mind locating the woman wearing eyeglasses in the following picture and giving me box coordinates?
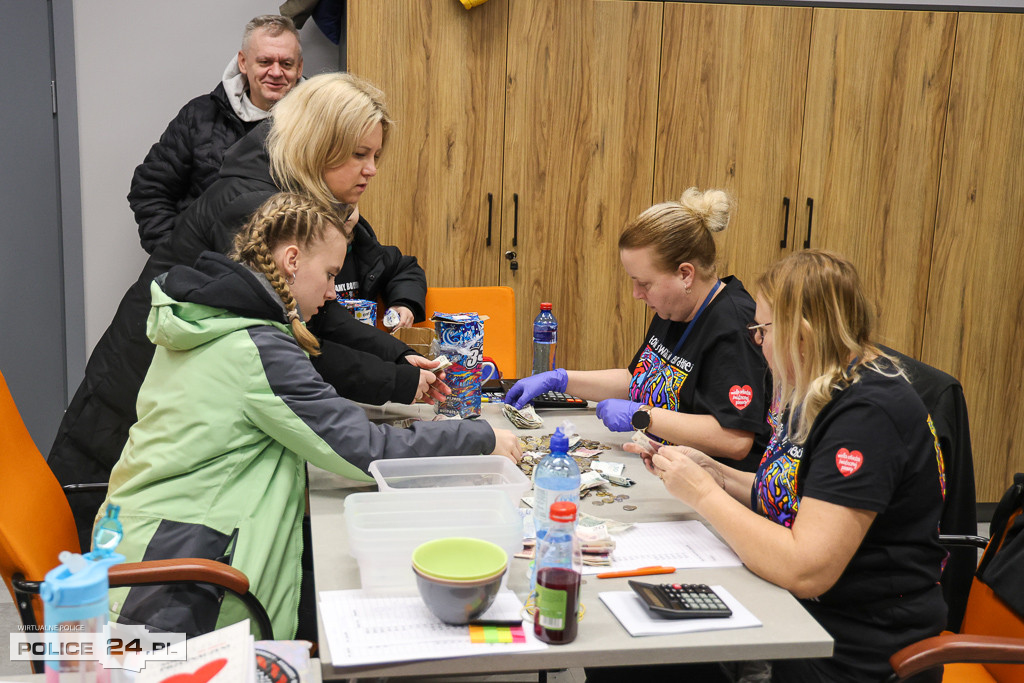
[639,250,947,682]
[506,188,771,470]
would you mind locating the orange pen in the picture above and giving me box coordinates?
[596,565,676,579]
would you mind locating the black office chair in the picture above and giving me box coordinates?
[881,346,977,631]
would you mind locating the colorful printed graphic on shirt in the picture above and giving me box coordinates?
[628,342,690,411]
[927,414,947,502]
[755,411,802,528]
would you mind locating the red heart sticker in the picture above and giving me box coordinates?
[729,385,753,410]
[160,659,228,683]
[835,448,863,477]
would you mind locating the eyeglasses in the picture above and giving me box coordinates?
[746,322,772,346]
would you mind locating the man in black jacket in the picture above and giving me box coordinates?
[127,15,303,254]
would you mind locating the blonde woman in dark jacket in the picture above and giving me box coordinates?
[50,74,436,550]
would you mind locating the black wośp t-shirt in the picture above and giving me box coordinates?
[627,276,771,470]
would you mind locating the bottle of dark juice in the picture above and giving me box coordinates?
[534,501,582,644]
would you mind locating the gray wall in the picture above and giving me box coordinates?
[70,0,341,359]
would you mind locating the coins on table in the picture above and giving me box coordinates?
[590,488,634,509]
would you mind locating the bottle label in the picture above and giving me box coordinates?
[536,584,567,631]
[533,330,556,343]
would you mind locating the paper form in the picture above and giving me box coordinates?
[319,589,547,667]
[600,585,762,636]
[582,520,743,575]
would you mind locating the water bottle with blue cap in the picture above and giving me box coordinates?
[530,423,580,594]
[40,504,125,681]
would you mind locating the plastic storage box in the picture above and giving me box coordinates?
[368,455,531,505]
[345,488,523,593]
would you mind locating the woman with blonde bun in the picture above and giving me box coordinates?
[506,188,771,469]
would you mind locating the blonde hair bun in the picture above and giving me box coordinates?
[678,187,731,234]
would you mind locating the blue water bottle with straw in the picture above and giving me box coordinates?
[40,504,125,682]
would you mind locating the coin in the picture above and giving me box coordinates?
[623,505,638,511]
[592,500,605,506]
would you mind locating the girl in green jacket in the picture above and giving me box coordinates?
[100,193,522,640]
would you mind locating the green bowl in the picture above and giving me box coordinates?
[412,537,508,582]
[413,564,507,625]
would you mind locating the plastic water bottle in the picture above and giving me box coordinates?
[534,501,582,644]
[531,425,579,591]
[531,303,558,375]
[40,505,125,682]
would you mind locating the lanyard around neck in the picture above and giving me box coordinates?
[672,279,722,356]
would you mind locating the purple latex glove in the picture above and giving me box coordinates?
[505,369,568,409]
[596,398,643,432]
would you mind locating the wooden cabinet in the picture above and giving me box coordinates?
[348,0,508,288]
[349,0,662,374]
[656,4,956,356]
[655,3,812,289]
[797,9,955,356]
[500,1,662,374]
[349,2,1022,500]
[921,12,1024,502]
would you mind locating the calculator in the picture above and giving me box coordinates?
[628,580,732,619]
[532,391,588,408]
[499,381,589,409]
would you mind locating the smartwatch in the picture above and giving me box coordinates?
[631,405,654,432]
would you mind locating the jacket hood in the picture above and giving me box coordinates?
[218,121,275,186]
[148,252,291,351]
[221,56,274,123]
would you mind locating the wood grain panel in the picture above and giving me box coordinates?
[347,0,508,287]
[655,3,812,288]
[501,0,662,373]
[796,9,956,356]
[922,13,1024,502]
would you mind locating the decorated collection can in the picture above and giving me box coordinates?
[382,308,402,329]
[431,312,485,418]
[338,298,377,326]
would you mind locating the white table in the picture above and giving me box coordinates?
[310,403,833,680]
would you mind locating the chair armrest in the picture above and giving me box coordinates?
[889,633,1024,680]
[938,534,989,550]
[109,559,273,640]
[62,483,109,495]
[109,558,250,596]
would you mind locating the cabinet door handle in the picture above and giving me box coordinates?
[512,193,519,247]
[780,196,790,249]
[486,193,493,246]
[804,197,814,249]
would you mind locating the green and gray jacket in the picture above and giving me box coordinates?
[100,252,494,639]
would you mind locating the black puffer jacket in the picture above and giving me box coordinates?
[127,83,259,254]
[50,122,429,550]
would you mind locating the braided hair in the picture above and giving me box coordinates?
[232,192,350,355]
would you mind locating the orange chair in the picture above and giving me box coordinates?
[888,474,1024,682]
[413,286,517,378]
[0,369,273,672]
